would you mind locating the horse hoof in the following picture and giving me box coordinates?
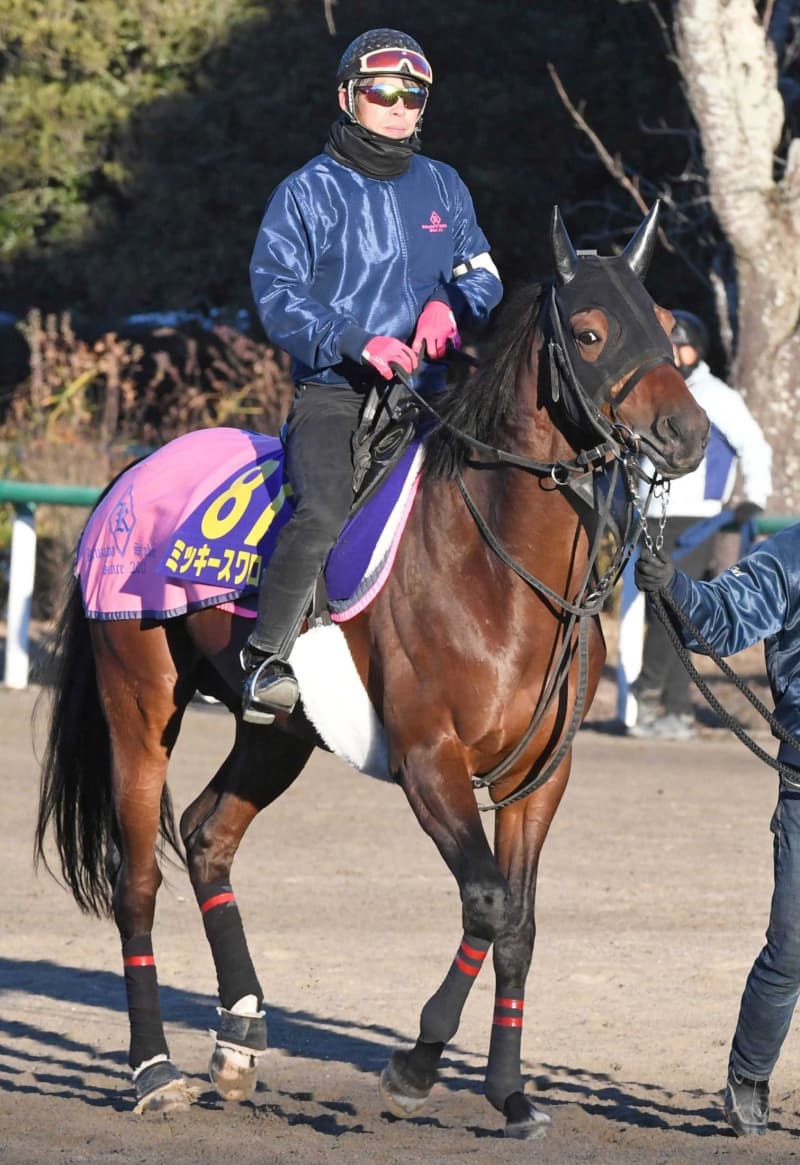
[503,1090,552,1140]
[209,1007,267,1101]
[379,1051,434,1117]
[133,1060,198,1114]
[209,1044,259,1101]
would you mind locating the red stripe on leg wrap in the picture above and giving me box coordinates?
[123,955,155,967]
[495,996,524,1010]
[461,941,488,962]
[200,891,236,914]
[493,1015,523,1028]
[455,956,482,977]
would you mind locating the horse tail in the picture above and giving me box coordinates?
[34,574,116,915]
[34,569,184,919]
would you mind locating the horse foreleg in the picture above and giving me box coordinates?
[180,720,313,1101]
[486,760,571,1139]
[381,741,510,1116]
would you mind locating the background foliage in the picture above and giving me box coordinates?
[0,0,700,325]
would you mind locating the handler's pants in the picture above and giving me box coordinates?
[729,784,800,1080]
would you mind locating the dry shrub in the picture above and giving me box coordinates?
[0,309,294,616]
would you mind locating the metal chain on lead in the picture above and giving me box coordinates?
[630,472,670,552]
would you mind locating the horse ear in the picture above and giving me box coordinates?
[551,206,578,285]
[622,201,661,280]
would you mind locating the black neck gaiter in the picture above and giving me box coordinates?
[324,116,420,179]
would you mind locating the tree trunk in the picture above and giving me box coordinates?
[674,0,800,511]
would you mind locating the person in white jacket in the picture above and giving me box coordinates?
[630,309,773,740]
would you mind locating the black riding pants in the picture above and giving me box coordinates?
[249,383,363,656]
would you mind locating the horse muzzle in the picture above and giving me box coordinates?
[643,407,710,477]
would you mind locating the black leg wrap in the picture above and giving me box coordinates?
[196,881,263,1011]
[419,933,490,1044]
[485,991,525,1112]
[122,935,169,1070]
[396,1038,444,1094]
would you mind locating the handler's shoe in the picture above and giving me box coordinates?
[724,1068,769,1137]
[241,645,299,725]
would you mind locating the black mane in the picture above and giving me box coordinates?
[422,281,547,480]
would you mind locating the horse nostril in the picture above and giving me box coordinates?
[654,415,681,444]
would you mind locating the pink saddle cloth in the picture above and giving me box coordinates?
[76,426,423,622]
[77,429,289,620]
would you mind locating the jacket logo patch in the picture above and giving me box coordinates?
[422,211,448,233]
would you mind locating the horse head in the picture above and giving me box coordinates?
[547,203,709,477]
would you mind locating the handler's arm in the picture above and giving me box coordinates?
[667,540,790,656]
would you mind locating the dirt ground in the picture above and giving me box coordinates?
[3,622,800,1164]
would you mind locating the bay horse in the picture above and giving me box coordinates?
[35,204,708,1137]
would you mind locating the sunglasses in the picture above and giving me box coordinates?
[358,48,433,85]
[356,82,428,110]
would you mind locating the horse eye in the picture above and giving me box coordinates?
[575,329,600,346]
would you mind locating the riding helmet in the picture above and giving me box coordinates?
[670,310,709,360]
[336,29,433,86]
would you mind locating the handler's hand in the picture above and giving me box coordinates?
[733,501,762,529]
[634,543,676,593]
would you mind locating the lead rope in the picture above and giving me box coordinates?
[646,588,800,786]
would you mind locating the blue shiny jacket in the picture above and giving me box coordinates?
[250,151,502,390]
[667,524,800,759]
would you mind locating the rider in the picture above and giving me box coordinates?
[241,28,503,723]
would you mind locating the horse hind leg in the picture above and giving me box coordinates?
[92,622,198,1114]
[180,720,313,1102]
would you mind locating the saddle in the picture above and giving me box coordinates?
[350,378,422,512]
[306,379,422,626]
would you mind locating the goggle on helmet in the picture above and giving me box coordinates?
[337,29,433,87]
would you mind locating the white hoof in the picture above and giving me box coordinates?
[209,1044,260,1102]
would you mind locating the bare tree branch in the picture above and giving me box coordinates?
[547,63,648,213]
[323,0,337,36]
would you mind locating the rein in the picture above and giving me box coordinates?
[390,323,667,809]
[463,459,633,806]
[388,264,673,809]
[394,366,625,480]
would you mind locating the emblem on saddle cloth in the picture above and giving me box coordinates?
[76,427,423,624]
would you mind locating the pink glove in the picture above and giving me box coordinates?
[362,336,418,380]
[412,300,461,360]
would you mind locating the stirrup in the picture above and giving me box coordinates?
[242,654,299,725]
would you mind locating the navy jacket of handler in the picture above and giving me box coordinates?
[241,27,503,726]
[647,524,800,763]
